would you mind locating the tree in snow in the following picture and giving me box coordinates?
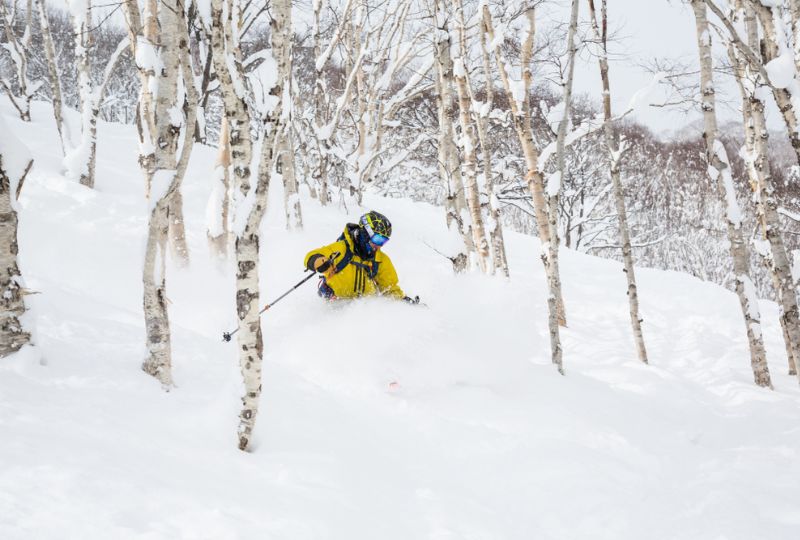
[432,0,472,273]
[720,1,800,379]
[122,0,196,386]
[0,115,33,357]
[689,0,770,387]
[482,2,564,373]
[0,0,39,122]
[587,0,648,365]
[452,0,491,273]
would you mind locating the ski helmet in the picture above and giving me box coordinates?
[359,211,392,246]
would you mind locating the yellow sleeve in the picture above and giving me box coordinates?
[304,240,346,272]
[375,255,405,299]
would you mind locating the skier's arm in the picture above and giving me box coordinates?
[305,242,341,273]
[375,257,405,299]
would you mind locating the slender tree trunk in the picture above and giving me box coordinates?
[235,0,291,451]
[484,4,563,373]
[0,151,32,357]
[35,0,66,154]
[589,0,649,365]
[141,0,181,385]
[754,2,800,166]
[730,7,800,379]
[546,0,580,326]
[434,0,469,272]
[64,0,98,188]
[313,0,330,205]
[476,11,509,277]
[0,0,34,122]
[453,0,491,273]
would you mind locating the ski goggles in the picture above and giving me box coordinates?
[363,222,390,246]
[368,232,390,246]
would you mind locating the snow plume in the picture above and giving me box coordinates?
[206,166,228,237]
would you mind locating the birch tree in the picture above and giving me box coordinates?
[433,0,471,272]
[34,0,66,153]
[0,0,38,122]
[453,0,491,273]
[483,2,564,373]
[63,0,129,189]
[688,0,771,385]
[588,0,648,364]
[723,2,800,379]
[0,115,33,357]
[123,0,196,386]
[474,5,509,277]
[212,0,291,450]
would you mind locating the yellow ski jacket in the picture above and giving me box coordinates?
[304,225,405,299]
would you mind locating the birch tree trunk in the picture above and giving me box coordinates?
[588,0,648,365]
[63,0,100,188]
[122,0,157,189]
[141,0,184,386]
[313,0,334,206]
[234,0,291,451]
[434,0,470,272]
[729,5,800,379]
[476,10,509,277]
[0,149,32,357]
[0,0,36,122]
[545,0,580,326]
[35,0,66,154]
[453,0,490,273]
[483,4,563,373]
[753,1,800,166]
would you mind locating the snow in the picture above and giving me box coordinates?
[765,51,796,90]
[3,100,800,539]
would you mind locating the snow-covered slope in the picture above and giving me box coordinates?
[2,103,800,540]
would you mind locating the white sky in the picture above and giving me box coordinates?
[545,0,702,135]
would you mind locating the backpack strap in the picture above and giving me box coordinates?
[333,234,353,274]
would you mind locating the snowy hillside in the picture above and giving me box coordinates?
[2,103,800,540]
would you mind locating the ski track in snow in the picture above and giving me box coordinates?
[1,101,800,539]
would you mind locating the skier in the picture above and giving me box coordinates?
[304,210,419,304]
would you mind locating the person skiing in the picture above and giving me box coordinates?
[304,210,418,303]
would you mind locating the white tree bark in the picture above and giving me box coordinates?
[434,0,471,273]
[453,0,491,273]
[728,4,800,379]
[588,0,648,365]
[0,141,32,357]
[689,0,769,387]
[475,9,509,277]
[483,4,564,373]
[139,0,196,386]
[35,0,66,154]
[0,0,37,122]
[234,0,291,451]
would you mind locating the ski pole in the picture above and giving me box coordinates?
[222,252,339,343]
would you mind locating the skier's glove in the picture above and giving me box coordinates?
[316,259,332,273]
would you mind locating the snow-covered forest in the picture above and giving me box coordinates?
[2,0,800,538]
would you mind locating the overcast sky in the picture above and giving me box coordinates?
[544,0,703,135]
